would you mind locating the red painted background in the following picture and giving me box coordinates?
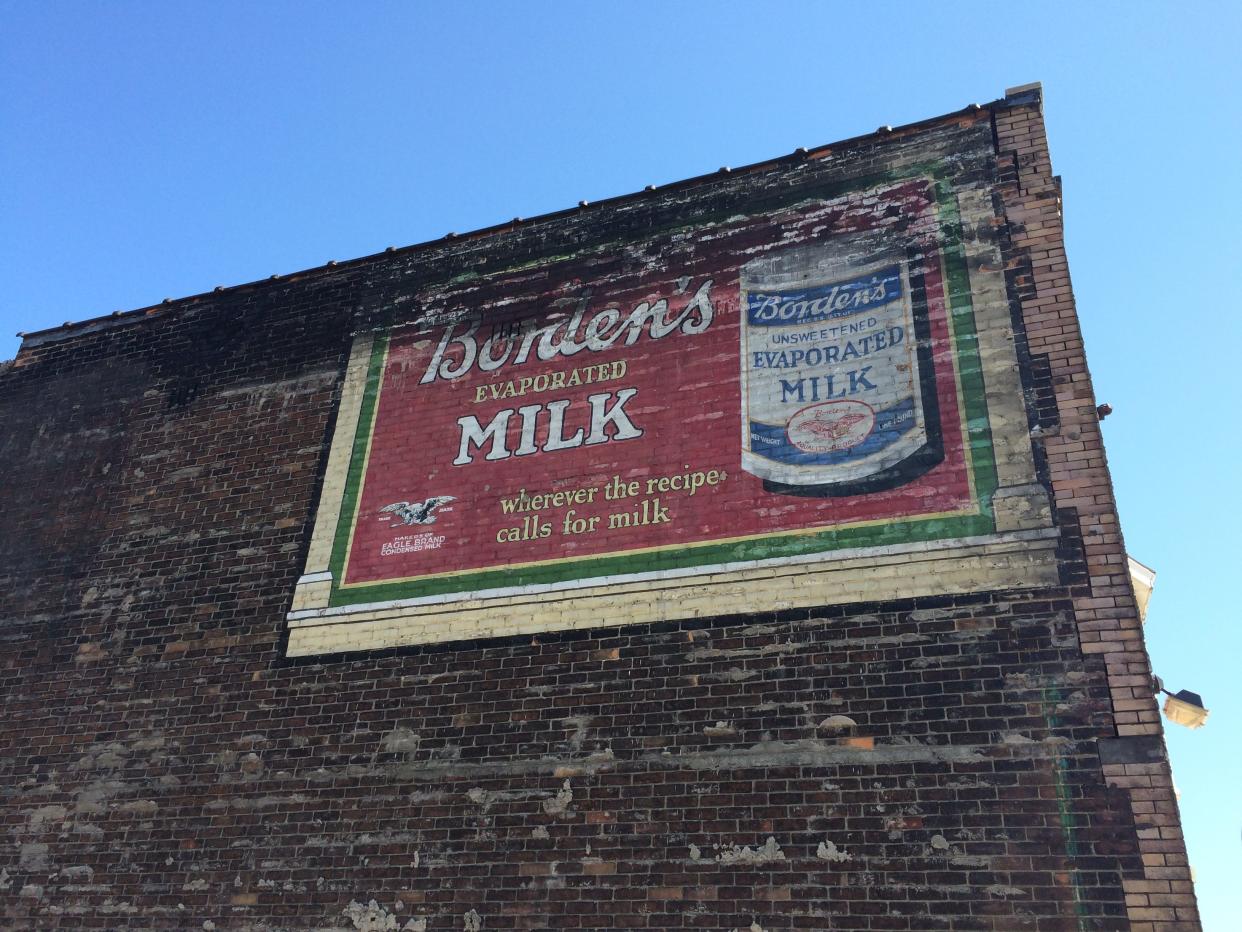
[343,180,975,588]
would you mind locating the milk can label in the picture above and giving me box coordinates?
[740,245,930,489]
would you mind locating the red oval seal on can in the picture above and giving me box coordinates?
[786,400,876,454]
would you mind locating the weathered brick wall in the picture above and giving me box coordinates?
[992,94,1199,930]
[0,88,1197,930]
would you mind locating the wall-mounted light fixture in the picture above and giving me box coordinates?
[1153,676,1210,729]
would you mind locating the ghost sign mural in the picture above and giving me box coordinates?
[287,167,1057,655]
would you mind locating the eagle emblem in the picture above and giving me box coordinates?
[802,411,869,442]
[379,496,455,527]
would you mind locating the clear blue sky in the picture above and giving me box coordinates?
[2,2,1239,926]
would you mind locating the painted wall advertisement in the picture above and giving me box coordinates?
[320,175,1006,612]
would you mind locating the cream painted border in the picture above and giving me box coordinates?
[954,187,1053,533]
[287,530,1060,656]
[287,183,1055,655]
[289,332,373,614]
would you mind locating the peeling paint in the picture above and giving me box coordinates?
[57,864,94,882]
[987,884,1027,897]
[239,752,264,779]
[229,727,1080,790]
[27,804,68,828]
[950,854,991,868]
[116,799,159,816]
[541,780,573,816]
[560,715,592,750]
[702,666,758,682]
[686,641,797,661]
[18,841,49,870]
[817,715,857,731]
[383,726,421,755]
[1001,732,1036,744]
[715,836,785,866]
[342,899,426,931]
[816,839,852,862]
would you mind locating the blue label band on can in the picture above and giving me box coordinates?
[739,231,936,492]
[745,265,903,327]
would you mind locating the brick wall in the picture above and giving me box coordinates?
[992,91,1199,930]
[0,87,1198,930]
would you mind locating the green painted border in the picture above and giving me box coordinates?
[326,169,1000,606]
[327,328,391,595]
